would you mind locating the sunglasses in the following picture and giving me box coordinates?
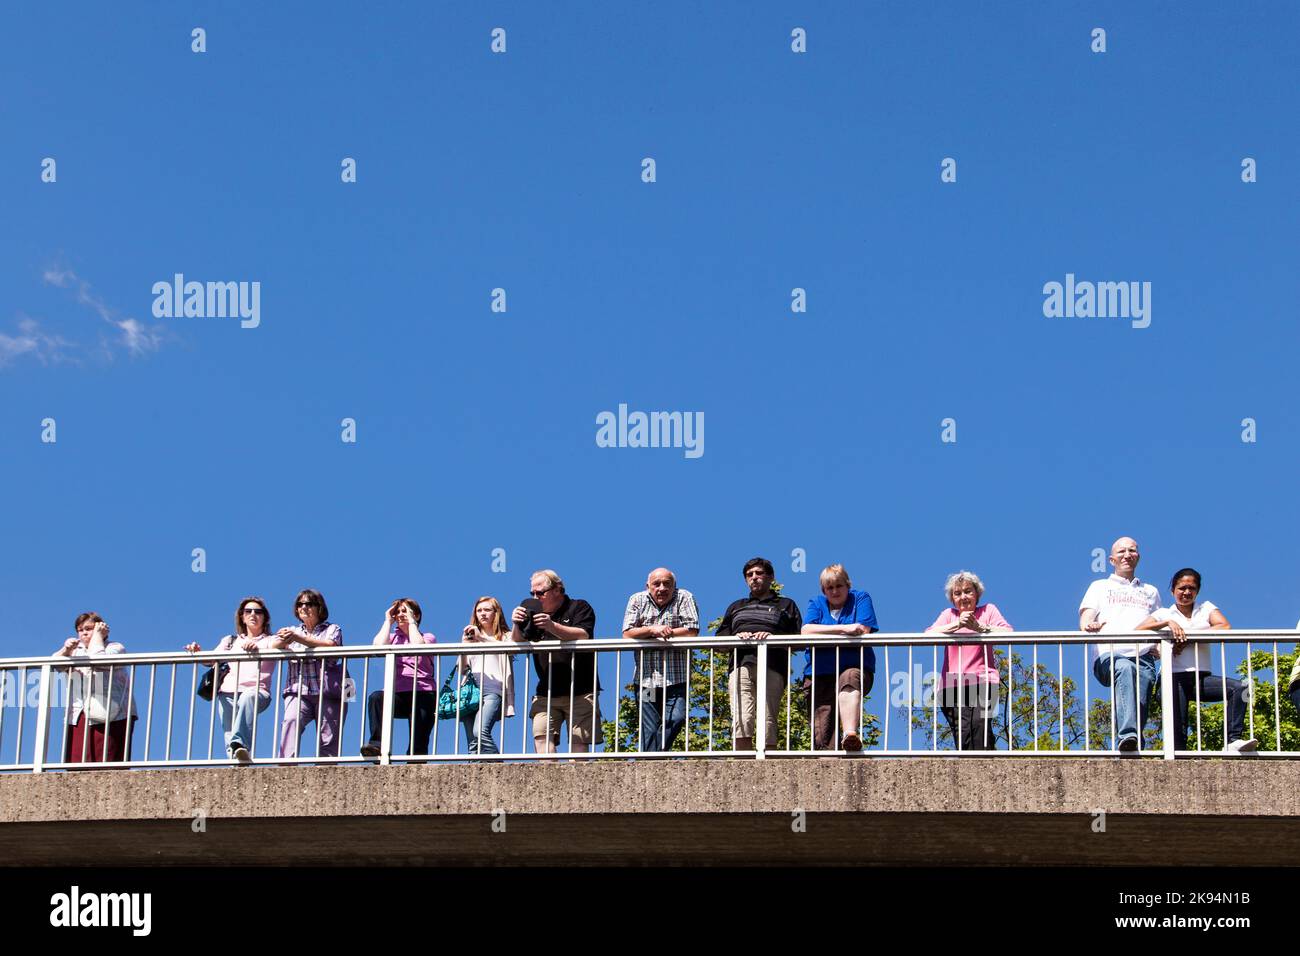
[530,588,552,598]
[296,601,316,609]
[243,608,267,616]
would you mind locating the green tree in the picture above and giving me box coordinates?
[1046,647,1300,754]
[1175,648,1300,752]
[911,648,1100,751]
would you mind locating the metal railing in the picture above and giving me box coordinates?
[1,630,1296,771]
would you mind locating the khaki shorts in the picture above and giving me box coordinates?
[530,692,603,745]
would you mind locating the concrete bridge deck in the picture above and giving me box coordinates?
[2,758,1296,866]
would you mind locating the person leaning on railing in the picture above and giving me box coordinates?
[1134,568,1257,754]
[925,571,1011,751]
[361,599,438,758]
[513,569,603,755]
[621,567,700,752]
[457,596,522,755]
[54,611,137,765]
[1079,536,1162,755]
[1290,620,1300,719]
[800,564,876,753]
[184,596,282,764]
[274,588,347,759]
[716,557,802,752]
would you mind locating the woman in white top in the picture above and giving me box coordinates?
[458,596,521,755]
[1135,568,1257,754]
[54,611,137,764]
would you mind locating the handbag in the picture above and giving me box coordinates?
[197,638,234,701]
[196,663,229,701]
[438,666,481,720]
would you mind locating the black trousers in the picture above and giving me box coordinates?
[366,689,438,755]
[941,681,997,751]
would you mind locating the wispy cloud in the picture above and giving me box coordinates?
[42,265,163,357]
[0,315,77,368]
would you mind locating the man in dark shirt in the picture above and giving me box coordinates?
[511,569,602,753]
[715,557,803,752]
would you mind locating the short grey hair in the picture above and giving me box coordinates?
[944,570,984,603]
[530,569,565,593]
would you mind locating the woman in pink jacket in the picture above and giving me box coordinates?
[925,571,1012,751]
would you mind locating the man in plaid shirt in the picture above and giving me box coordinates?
[622,568,699,751]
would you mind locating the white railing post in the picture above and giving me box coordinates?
[379,651,396,765]
[755,643,767,760]
[32,664,54,773]
[1160,637,1175,761]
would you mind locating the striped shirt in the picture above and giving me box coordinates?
[622,588,699,688]
[283,623,345,696]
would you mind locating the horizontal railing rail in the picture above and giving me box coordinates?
[1,630,1294,772]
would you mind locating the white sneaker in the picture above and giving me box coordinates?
[1226,738,1259,754]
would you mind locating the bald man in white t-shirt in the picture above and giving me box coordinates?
[1079,536,1161,754]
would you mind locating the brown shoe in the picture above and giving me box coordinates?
[841,731,863,752]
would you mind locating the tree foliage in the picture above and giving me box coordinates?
[604,624,1300,755]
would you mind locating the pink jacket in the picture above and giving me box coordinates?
[925,604,1011,686]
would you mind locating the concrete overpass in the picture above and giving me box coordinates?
[2,758,1297,866]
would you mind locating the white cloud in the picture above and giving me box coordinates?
[39,264,163,359]
[0,315,77,367]
[3,264,162,370]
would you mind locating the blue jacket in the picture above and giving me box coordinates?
[803,589,877,675]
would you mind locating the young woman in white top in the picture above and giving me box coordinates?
[458,596,521,755]
[1135,568,1257,754]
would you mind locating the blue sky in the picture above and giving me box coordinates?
[2,2,1298,757]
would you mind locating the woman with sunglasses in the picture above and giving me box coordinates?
[184,596,282,763]
[274,588,347,760]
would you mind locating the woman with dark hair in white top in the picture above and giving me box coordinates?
[1135,568,1257,754]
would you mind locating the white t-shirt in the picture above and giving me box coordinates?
[1151,602,1220,672]
[462,634,515,700]
[59,642,138,725]
[1079,574,1161,660]
[828,608,842,622]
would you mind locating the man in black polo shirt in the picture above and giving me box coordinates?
[511,568,602,753]
[716,556,803,752]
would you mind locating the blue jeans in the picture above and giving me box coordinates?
[1093,653,1158,748]
[639,682,687,752]
[217,690,271,753]
[460,692,503,755]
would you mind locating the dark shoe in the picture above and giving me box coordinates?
[359,743,381,758]
[231,745,252,764]
[1117,736,1139,755]
[841,731,863,752]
